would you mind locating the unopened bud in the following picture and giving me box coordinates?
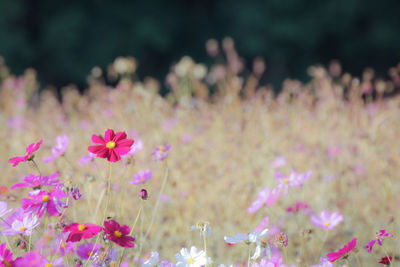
[139,189,148,200]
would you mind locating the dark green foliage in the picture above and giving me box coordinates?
[0,0,399,89]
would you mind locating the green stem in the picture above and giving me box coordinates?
[247,244,251,267]
[381,244,392,266]
[31,159,42,176]
[84,162,113,267]
[203,233,208,266]
[314,230,329,263]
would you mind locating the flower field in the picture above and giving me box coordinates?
[0,41,399,266]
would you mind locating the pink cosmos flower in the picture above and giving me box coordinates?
[122,139,143,158]
[364,229,393,253]
[379,256,392,265]
[63,223,102,242]
[0,201,12,218]
[2,214,40,236]
[76,242,101,260]
[286,202,310,214]
[151,144,171,162]
[9,140,43,167]
[247,187,280,214]
[103,219,135,248]
[14,251,64,267]
[327,146,341,158]
[88,129,134,162]
[275,170,312,194]
[43,134,69,163]
[310,210,343,230]
[254,216,270,233]
[269,156,286,169]
[11,172,61,190]
[130,169,152,185]
[78,152,96,165]
[0,242,14,267]
[53,233,75,256]
[326,238,357,262]
[310,257,334,267]
[21,188,67,218]
[252,256,296,267]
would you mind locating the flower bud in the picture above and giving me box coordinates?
[139,189,148,200]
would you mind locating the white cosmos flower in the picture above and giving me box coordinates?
[176,246,207,267]
[224,228,269,260]
[142,251,159,267]
[224,228,269,244]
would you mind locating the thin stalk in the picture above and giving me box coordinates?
[202,233,208,266]
[283,246,289,266]
[247,244,251,267]
[381,244,392,266]
[31,159,42,176]
[144,162,169,239]
[84,162,113,267]
[314,230,329,263]
[354,253,362,267]
[118,200,143,266]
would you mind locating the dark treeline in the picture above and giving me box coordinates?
[1,0,400,91]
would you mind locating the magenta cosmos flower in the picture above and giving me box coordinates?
[21,188,67,218]
[326,238,357,262]
[310,210,343,230]
[247,186,280,214]
[364,229,393,253]
[0,242,14,267]
[130,169,152,185]
[63,223,102,242]
[151,144,171,162]
[9,140,43,167]
[43,134,69,163]
[103,220,135,248]
[11,172,61,190]
[88,129,134,162]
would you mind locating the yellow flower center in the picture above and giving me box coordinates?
[78,224,86,231]
[42,195,50,202]
[106,141,116,149]
[283,179,289,184]
[110,262,117,267]
[324,222,330,226]
[159,146,165,152]
[87,251,92,257]
[24,152,29,156]
[2,260,11,267]
[19,226,26,232]
[114,230,122,238]
[375,233,379,239]
[140,178,145,182]
[45,264,53,267]
[187,258,195,264]
[61,243,66,248]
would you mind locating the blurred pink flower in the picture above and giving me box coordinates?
[0,242,14,267]
[152,144,171,162]
[130,169,152,185]
[248,187,279,214]
[253,216,269,233]
[327,146,341,158]
[78,152,96,165]
[2,214,40,236]
[7,116,26,130]
[310,257,334,267]
[269,156,286,169]
[364,229,393,253]
[180,133,193,144]
[9,140,43,167]
[76,242,101,260]
[310,210,343,230]
[162,118,178,132]
[0,201,12,218]
[11,172,61,189]
[286,202,311,214]
[43,134,69,163]
[122,139,143,158]
[326,238,357,262]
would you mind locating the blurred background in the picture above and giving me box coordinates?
[1,0,400,91]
